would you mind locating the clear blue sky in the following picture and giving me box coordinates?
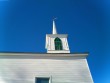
[0,0,110,83]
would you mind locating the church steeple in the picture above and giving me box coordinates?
[52,20,57,34]
[45,20,70,53]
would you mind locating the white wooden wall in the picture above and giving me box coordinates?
[0,54,93,83]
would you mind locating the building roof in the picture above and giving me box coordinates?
[0,52,88,59]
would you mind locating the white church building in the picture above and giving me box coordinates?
[0,20,93,83]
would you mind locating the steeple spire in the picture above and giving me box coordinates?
[52,19,57,34]
[46,19,70,53]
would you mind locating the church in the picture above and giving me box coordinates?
[0,20,93,83]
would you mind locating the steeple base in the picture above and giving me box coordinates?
[47,50,70,53]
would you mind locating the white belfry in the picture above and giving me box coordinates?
[52,20,57,34]
[45,20,70,53]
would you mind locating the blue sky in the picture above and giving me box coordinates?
[0,0,110,83]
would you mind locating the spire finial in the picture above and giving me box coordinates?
[52,18,57,34]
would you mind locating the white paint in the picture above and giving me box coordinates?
[0,53,93,83]
[52,20,57,34]
[0,78,6,83]
[45,34,70,53]
[46,20,70,53]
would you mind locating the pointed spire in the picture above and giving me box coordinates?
[52,19,57,34]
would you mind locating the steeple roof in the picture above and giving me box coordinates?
[52,20,57,34]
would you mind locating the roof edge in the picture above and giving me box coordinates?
[0,52,88,57]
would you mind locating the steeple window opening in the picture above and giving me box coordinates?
[54,37,63,50]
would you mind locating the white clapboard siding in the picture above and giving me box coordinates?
[0,53,93,83]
